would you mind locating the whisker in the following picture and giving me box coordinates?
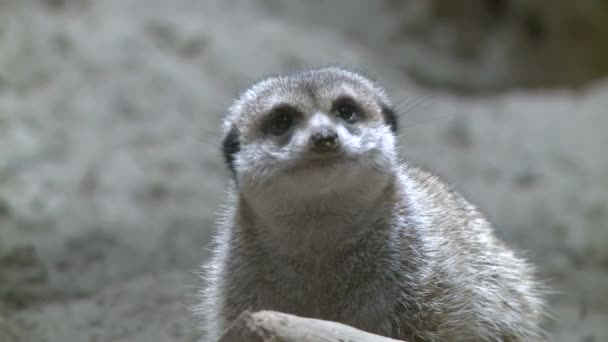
[393,94,434,115]
[398,111,455,134]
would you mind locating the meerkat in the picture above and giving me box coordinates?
[196,67,546,341]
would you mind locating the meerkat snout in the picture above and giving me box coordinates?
[309,126,339,153]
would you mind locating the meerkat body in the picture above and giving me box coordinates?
[197,67,546,341]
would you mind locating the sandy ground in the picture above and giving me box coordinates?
[0,1,607,341]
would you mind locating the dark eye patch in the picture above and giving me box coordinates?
[221,126,240,176]
[262,105,302,136]
[332,96,361,123]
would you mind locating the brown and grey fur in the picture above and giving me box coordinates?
[196,67,546,341]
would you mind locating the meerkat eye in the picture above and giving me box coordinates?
[333,97,360,123]
[264,106,299,136]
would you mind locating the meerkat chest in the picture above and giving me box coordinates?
[225,243,400,325]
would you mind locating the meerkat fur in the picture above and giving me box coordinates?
[196,67,547,341]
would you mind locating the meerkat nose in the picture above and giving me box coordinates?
[309,127,339,153]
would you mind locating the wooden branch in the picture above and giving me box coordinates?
[218,310,406,342]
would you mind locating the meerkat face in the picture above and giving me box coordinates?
[221,67,398,201]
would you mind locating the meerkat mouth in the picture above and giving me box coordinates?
[290,152,355,172]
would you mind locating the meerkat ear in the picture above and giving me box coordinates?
[221,126,240,176]
[380,105,398,134]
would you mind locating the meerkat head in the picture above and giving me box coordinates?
[220,67,399,203]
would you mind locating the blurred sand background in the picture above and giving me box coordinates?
[0,1,607,341]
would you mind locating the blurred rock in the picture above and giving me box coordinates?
[259,0,608,91]
[0,246,50,312]
[393,0,608,90]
